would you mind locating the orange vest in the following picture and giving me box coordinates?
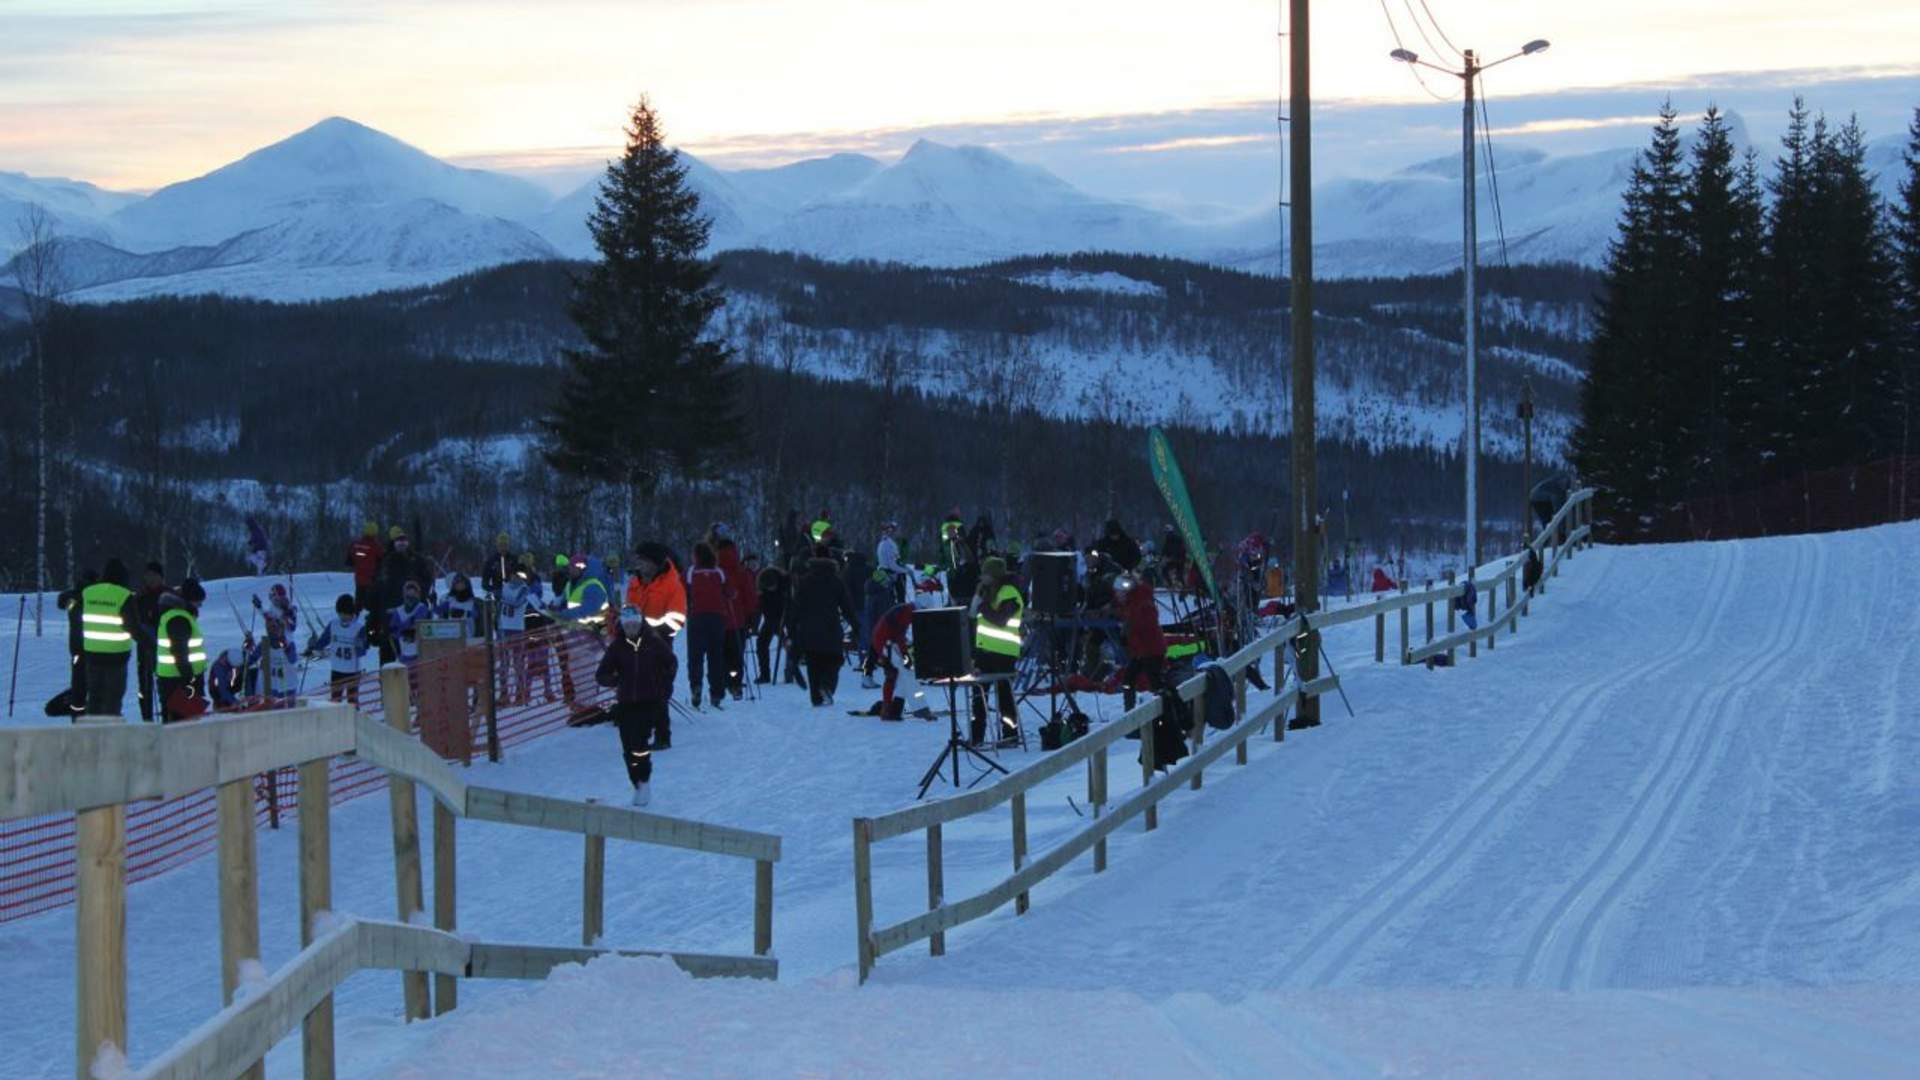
[626,563,688,633]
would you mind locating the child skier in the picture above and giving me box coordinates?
[308,594,370,705]
[388,581,433,664]
[436,572,479,638]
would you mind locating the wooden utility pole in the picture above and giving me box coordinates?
[1520,378,1535,542]
[1288,0,1320,728]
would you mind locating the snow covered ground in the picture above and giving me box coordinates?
[4,523,1920,1076]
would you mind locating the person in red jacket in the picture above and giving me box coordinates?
[715,538,757,700]
[1115,573,1168,710]
[347,520,385,650]
[868,601,915,720]
[684,541,732,711]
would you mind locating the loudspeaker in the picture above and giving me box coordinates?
[912,606,972,681]
[1028,552,1075,616]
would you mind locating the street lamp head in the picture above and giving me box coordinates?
[1521,39,1550,55]
[1390,48,1419,63]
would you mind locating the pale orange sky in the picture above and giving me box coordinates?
[5,0,1919,190]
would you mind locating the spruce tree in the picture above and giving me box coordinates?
[1804,116,1895,468]
[1720,149,1772,493]
[1571,103,1689,539]
[1895,109,1920,474]
[1679,106,1760,498]
[1759,98,1827,478]
[540,98,741,546]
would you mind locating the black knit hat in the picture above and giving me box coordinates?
[179,578,206,603]
[145,561,165,577]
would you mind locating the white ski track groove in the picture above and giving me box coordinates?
[1269,544,1735,990]
[1538,534,1827,990]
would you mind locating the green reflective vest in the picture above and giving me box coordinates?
[974,583,1025,658]
[567,576,607,621]
[156,608,208,677]
[810,518,832,543]
[80,583,134,656]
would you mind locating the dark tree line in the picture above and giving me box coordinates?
[1573,100,1920,539]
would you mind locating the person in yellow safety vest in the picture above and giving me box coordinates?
[79,558,146,718]
[969,556,1023,747]
[154,578,210,723]
[552,553,610,714]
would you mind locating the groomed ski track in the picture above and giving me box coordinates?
[5,524,1920,1076]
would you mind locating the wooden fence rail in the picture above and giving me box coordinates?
[0,677,783,1080]
[850,489,1595,982]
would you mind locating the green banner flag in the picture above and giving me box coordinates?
[1148,426,1221,610]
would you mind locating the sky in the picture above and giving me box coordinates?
[3,0,1918,208]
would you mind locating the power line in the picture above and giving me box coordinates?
[1401,0,1452,66]
[1376,0,1453,102]
[1477,73,1511,268]
[1417,0,1467,61]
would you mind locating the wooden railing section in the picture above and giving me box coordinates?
[1,665,782,1080]
[850,489,1595,982]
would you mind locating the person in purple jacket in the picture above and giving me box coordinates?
[595,606,679,807]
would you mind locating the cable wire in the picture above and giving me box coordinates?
[1477,74,1512,268]
[1417,0,1467,61]
[1377,0,1454,101]
[1401,0,1453,66]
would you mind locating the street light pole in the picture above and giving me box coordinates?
[1390,38,1549,573]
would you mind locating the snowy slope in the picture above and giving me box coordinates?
[725,151,883,212]
[4,523,1919,1077]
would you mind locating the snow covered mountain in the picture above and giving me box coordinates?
[111,116,552,250]
[1,171,138,255]
[7,111,1910,302]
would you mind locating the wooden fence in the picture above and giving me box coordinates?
[850,489,1595,982]
[0,664,782,1080]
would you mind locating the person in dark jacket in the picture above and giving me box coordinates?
[134,561,167,721]
[375,528,435,662]
[595,607,678,807]
[1159,525,1188,589]
[1093,519,1143,573]
[684,542,731,710]
[786,548,859,707]
[970,557,1023,745]
[966,515,997,562]
[716,539,756,698]
[753,560,789,684]
[56,568,99,719]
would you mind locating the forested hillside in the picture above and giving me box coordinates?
[0,252,1594,583]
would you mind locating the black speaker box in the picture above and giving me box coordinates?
[911,606,972,681]
[1028,552,1075,616]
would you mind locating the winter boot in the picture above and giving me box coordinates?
[690,688,703,711]
[860,671,881,690]
[631,782,651,808]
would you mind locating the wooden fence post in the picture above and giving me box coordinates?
[1486,583,1497,652]
[1189,685,1206,791]
[298,758,335,1080]
[1398,581,1410,664]
[1234,672,1250,765]
[74,713,126,1080]
[217,778,264,1080]
[1090,748,1109,871]
[853,818,875,983]
[1445,571,1458,664]
[1374,607,1385,663]
[432,801,457,1016]
[379,665,431,1021]
[582,830,605,947]
[1425,581,1434,643]
[755,859,775,958]
[926,824,945,955]
[1012,792,1029,914]
[1140,705,1158,832]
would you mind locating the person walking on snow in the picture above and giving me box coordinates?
[595,606,678,807]
[716,538,756,700]
[787,546,859,707]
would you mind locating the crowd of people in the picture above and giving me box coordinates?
[49,507,1414,810]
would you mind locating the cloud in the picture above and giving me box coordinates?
[1101,134,1270,156]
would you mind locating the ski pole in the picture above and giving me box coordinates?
[7,595,24,719]
[1296,612,1355,718]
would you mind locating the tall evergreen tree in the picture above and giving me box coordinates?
[1759,98,1829,479]
[540,97,742,547]
[1895,109,1920,476]
[1678,106,1762,497]
[1804,115,1895,468]
[1571,103,1690,539]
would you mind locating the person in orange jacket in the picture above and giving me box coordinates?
[626,542,688,636]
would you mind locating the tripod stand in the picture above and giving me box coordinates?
[916,675,1014,800]
[1284,611,1354,719]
